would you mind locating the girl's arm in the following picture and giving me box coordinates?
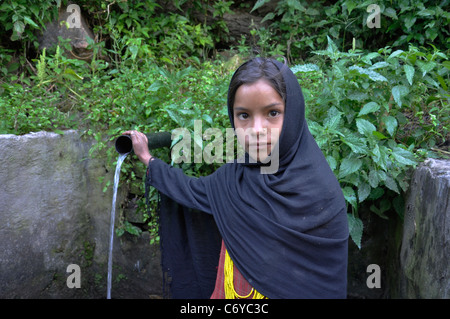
[146,157,212,213]
[123,130,211,213]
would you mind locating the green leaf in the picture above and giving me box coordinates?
[417,9,435,17]
[326,155,337,171]
[358,182,371,203]
[404,15,416,29]
[291,64,320,73]
[250,0,271,12]
[306,8,319,15]
[166,108,185,126]
[324,106,342,130]
[348,66,387,82]
[385,175,400,193]
[341,134,369,155]
[371,144,389,171]
[13,21,25,34]
[382,116,398,136]
[261,12,275,23]
[391,85,409,107]
[347,91,368,102]
[347,214,363,248]
[23,16,39,28]
[387,50,404,60]
[442,61,450,70]
[391,147,417,166]
[64,68,83,80]
[369,62,389,70]
[325,36,339,57]
[416,60,436,76]
[147,80,163,92]
[356,119,376,137]
[361,52,380,64]
[339,156,363,179]
[202,114,213,125]
[403,64,415,85]
[344,0,357,14]
[368,169,379,188]
[437,75,448,91]
[370,200,390,219]
[369,187,385,200]
[384,7,398,20]
[358,101,380,116]
[123,221,142,236]
[129,45,138,60]
[343,187,358,210]
[373,131,387,140]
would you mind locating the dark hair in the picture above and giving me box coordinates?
[228,57,287,110]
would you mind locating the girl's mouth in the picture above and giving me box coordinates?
[248,142,271,150]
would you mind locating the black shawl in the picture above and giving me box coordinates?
[147,59,348,298]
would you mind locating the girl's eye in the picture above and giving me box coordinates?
[268,110,280,117]
[238,113,249,120]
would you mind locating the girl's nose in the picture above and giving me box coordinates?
[251,116,267,136]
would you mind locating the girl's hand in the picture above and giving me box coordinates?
[122,130,152,164]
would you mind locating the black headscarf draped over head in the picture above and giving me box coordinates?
[205,57,349,298]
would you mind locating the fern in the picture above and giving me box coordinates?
[36,48,46,85]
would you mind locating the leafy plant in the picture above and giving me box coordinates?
[293,37,448,247]
[251,0,450,61]
[33,44,85,95]
[103,1,214,67]
[0,0,59,42]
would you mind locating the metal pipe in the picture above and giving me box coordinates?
[115,132,172,155]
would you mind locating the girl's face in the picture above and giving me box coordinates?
[233,79,285,162]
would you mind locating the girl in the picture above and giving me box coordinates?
[123,57,348,299]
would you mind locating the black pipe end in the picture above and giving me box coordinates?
[115,135,133,154]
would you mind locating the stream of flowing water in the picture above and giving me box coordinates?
[107,153,127,299]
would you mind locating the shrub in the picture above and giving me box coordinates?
[251,0,450,61]
[292,37,449,247]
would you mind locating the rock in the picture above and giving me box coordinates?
[0,131,162,298]
[37,3,94,60]
[398,158,450,298]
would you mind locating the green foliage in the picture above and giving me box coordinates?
[105,3,214,66]
[0,0,59,42]
[293,37,449,247]
[251,0,450,60]
[0,0,448,247]
[0,43,87,134]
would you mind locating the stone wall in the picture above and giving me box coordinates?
[0,131,162,298]
[396,158,450,298]
[347,158,449,299]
